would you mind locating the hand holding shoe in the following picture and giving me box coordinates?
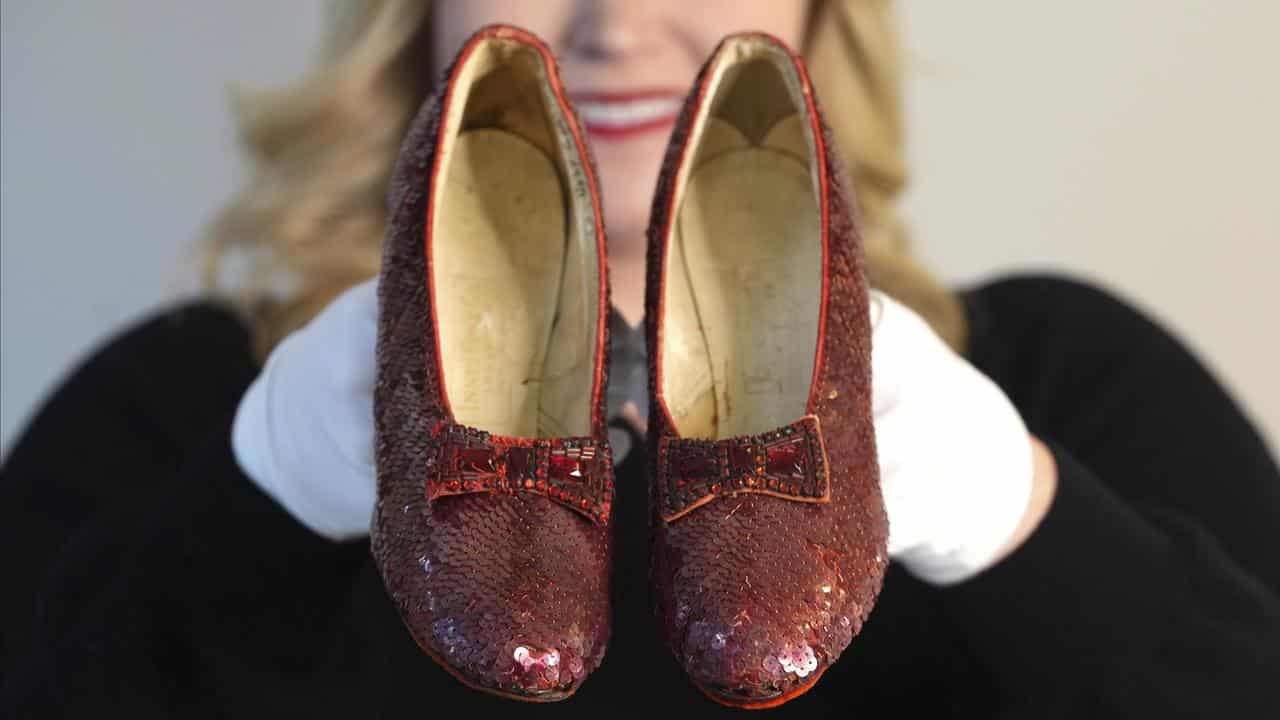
[231,279,378,542]
[869,290,1038,586]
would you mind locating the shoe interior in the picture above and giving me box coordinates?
[431,39,600,439]
[661,39,823,440]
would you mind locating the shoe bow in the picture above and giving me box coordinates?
[425,421,614,524]
[657,414,831,523]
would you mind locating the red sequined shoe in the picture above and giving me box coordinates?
[371,25,612,702]
[645,32,889,708]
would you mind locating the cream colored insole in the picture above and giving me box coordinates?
[435,129,567,437]
[664,117,821,439]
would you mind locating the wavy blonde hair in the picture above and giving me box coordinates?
[204,0,966,359]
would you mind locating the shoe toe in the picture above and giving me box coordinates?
[394,495,610,701]
[413,571,602,701]
[658,497,877,707]
[492,640,591,698]
[678,607,835,707]
[423,620,592,700]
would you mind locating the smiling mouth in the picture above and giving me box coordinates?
[571,90,683,140]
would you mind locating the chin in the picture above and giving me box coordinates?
[597,147,668,243]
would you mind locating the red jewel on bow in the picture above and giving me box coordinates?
[657,414,830,522]
[424,421,614,525]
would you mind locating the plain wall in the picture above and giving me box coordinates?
[1,1,325,452]
[898,2,1279,448]
[3,1,1277,454]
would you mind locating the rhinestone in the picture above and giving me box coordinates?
[455,447,495,474]
[671,449,717,478]
[727,444,756,476]
[765,439,807,476]
[549,453,588,481]
[505,446,532,478]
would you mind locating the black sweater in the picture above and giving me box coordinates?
[2,275,1278,718]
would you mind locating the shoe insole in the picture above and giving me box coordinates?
[434,129,567,437]
[664,117,821,439]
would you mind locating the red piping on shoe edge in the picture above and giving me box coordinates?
[653,32,831,434]
[788,37,832,417]
[424,26,610,434]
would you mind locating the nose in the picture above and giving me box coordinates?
[563,0,648,62]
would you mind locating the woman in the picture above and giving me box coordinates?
[3,1,1277,717]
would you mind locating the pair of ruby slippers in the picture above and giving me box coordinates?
[371,25,887,708]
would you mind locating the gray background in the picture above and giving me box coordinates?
[3,1,1278,454]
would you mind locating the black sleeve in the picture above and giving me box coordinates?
[944,275,1280,717]
[0,302,255,673]
[0,304,373,716]
[2,410,372,717]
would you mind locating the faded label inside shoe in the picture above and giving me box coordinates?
[534,73,602,439]
[662,115,821,439]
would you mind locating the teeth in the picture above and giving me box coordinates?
[576,97,681,129]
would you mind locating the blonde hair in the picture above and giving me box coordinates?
[204,0,966,358]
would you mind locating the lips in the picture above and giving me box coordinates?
[570,90,683,140]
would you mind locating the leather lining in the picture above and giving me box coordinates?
[660,43,822,439]
[430,39,599,438]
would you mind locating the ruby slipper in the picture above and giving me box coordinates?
[371,25,613,702]
[645,32,889,708]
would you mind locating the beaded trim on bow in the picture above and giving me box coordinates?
[656,414,830,522]
[424,421,614,525]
